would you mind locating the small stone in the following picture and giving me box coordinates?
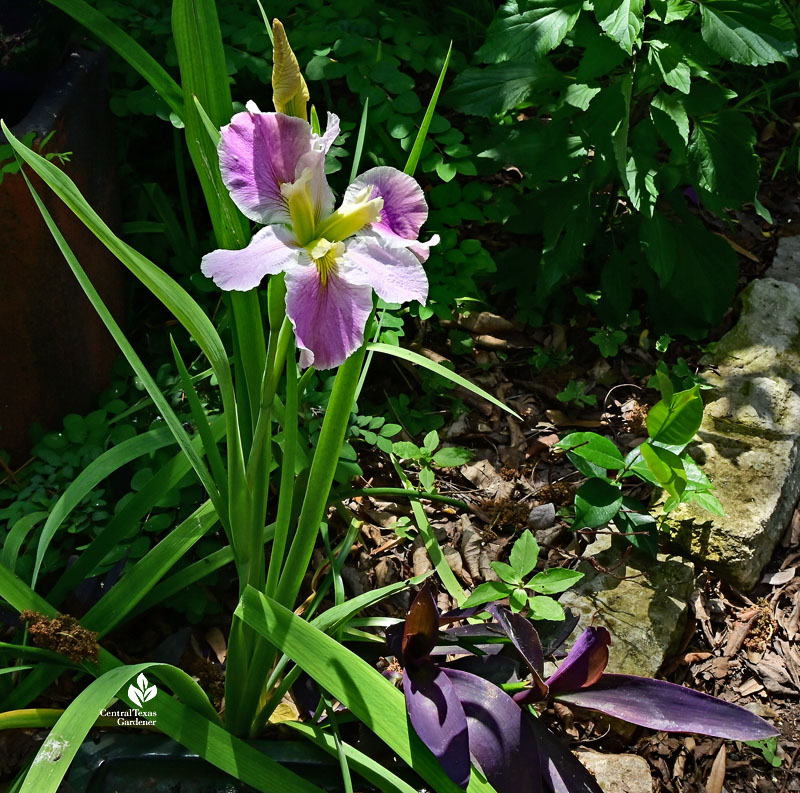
[576,751,653,793]
[558,536,695,678]
[527,503,556,531]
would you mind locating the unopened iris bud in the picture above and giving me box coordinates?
[272,19,309,120]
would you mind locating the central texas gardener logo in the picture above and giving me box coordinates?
[128,673,157,708]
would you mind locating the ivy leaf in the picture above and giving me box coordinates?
[688,111,758,206]
[509,531,540,578]
[699,0,797,66]
[478,0,583,63]
[527,568,584,594]
[594,0,645,55]
[574,478,623,529]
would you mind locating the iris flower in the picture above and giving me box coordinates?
[201,105,436,369]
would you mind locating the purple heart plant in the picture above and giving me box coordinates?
[396,584,776,793]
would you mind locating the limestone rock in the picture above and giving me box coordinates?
[668,276,800,589]
[765,235,800,287]
[576,751,653,793]
[559,537,694,677]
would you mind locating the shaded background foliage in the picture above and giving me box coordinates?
[84,0,799,336]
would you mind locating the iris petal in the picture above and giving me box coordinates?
[219,111,313,225]
[200,226,306,292]
[345,166,429,241]
[285,264,373,370]
[342,230,428,304]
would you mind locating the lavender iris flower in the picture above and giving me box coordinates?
[201,104,437,369]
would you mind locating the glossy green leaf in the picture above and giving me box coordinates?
[461,580,511,608]
[688,111,758,206]
[646,386,703,446]
[509,530,540,578]
[573,478,623,529]
[555,432,625,470]
[405,45,451,177]
[33,425,175,587]
[639,443,687,501]
[527,595,565,621]
[594,0,645,54]
[82,502,218,636]
[527,568,584,594]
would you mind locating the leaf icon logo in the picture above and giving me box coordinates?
[128,673,157,710]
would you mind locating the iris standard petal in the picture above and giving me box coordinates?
[200,225,305,292]
[343,230,428,305]
[345,165,429,241]
[285,264,374,370]
[293,149,335,232]
[314,112,341,154]
[219,110,313,225]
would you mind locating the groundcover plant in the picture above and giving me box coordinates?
[394,584,775,793]
[0,3,778,793]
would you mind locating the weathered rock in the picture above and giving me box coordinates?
[668,275,800,589]
[559,537,694,677]
[765,235,800,287]
[576,751,653,793]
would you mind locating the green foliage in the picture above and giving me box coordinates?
[393,430,473,492]
[446,0,797,333]
[461,529,583,618]
[557,379,597,408]
[555,372,723,554]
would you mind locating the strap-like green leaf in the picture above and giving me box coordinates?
[405,44,452,177]
[237,588,496,793]
[368,342,520,418]
[33,426,175,588]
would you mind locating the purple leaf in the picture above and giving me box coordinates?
[554,674,778,740]
[444,668,542,793]
[489,605,549,701]
[545,627,610,694]
[447,654,521,686]
[525,716,604,793]
[405,662,471,788]
[403,582,439,663]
